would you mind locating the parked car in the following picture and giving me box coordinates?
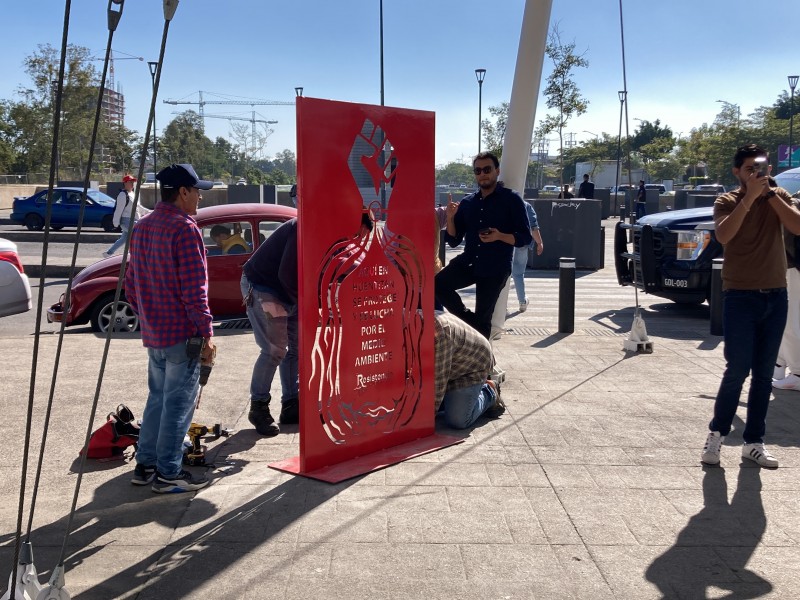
[10,187,118,231]
[614,167,800,305]
[775,166,800,195]
[645,184,666,194]
[695,184,726,194]
[541,185,559,192]
[47,203,297,332]
[0,237,32,318]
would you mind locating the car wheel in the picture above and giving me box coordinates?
[89,294,139,333]
[101,215,116,232]
[24,214,44,231]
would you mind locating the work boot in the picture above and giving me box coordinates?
[280,398,299,424]
[248,400,279,436]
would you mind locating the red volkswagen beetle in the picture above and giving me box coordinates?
[47,203,297,332]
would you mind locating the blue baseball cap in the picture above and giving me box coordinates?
[156,164,213,190]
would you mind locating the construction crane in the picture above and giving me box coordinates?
[172,111,278,158]
[163,91,294,130]
[91,50,144,93]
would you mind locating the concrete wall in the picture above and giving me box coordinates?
[0,185,38,211]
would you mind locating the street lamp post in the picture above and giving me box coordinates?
[475,68,486,154]
[615,90,626,219]
[789,75,799,170]
[147,61,158,186]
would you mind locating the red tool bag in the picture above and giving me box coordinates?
[80,404,140,459]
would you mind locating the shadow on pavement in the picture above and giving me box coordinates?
[645,465,771,599]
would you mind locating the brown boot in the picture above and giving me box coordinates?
[248,401,279,436]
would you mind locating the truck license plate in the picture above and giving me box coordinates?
[663,278,688,288]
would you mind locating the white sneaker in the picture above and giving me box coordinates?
[489,327,503,341]
[742,443,779,468]
[701,431,724,465]
[102,252,112,259]
[774,364,787,380]
[519,299,528,312]
[772,373,800,391]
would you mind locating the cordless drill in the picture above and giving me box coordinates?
[185,422,229,466]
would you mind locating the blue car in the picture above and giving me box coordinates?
[11,187,117,231]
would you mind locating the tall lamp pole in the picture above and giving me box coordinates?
[475,68,486,153]
[147,61,158,187]
[614,90,626,219]
[789,75,799,170]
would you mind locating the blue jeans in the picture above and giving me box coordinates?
[511,245,530,304]
[105,216,131,255]
[440,382,496,429]
[710,288,787,443]
[241,274,298,404]
[136,340,200,478]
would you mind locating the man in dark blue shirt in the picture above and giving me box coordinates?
[435,152,532,339]
[240,218,299,435]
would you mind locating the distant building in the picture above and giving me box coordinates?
[101,87,125,127]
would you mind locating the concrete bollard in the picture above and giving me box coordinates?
[619,204,626,222]
[558,257,575,334]
[710,257,723,336]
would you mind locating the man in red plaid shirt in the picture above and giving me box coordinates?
[125,163,216,493]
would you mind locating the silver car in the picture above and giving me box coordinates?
[0,237,32,317]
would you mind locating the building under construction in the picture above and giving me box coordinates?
[101,86,125,127]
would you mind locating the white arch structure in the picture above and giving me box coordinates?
[493,0,554,335]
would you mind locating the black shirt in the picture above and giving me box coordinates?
[242,218,298,304]
[445,184,532,277]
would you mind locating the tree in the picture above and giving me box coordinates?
[435,161,473,186]
[480,102,509,156]
[1,43,138,180]
[773,90,800,121]
[0,102,15,173]
[159,111,215,176]
[535,26,589,187]
[631,119,675,169]
[562,133,619,178]
[230,120,274,167]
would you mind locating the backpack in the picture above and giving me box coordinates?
[80,404,140,459]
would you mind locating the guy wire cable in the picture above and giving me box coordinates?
[6,0,72,588]
[22,0,125,560]
[38,3,181,596]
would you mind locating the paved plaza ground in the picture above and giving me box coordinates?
[2,222,799,599]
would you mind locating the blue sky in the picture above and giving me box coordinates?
[2,0,799,168]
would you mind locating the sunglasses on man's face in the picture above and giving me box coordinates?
[473,165,495,175]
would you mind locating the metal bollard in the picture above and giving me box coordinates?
[558,257,575,334]
[710,257,723,336]
[619,204,627,222]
